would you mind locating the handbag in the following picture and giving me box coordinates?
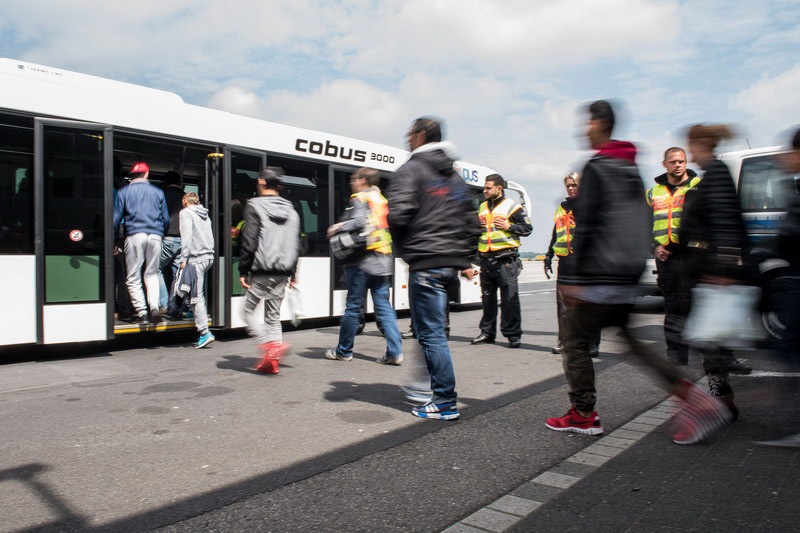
[329,205,367,262]
[683,283,766,350]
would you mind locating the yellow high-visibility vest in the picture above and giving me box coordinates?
[551,203,575,257]
[646,177,701,246]
[478,197,522,253]
[353,188,392,255]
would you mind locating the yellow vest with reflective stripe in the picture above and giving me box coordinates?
[478,197,522,253]
[551,204,575,257]
[646,177,701,246]
[354,188,392,255]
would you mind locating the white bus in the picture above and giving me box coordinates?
[0,59,531,348]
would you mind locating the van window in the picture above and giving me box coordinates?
[738,154,799,211]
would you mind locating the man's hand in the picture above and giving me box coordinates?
[239,275,250,290]
[655,244,671,262]
[544,258,553,280]
[461,268,478,280]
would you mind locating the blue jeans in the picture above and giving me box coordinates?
[158,236,182,311]
[336,266,402,359]
[409,267,458,403]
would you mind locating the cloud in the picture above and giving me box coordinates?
[734,64,800,146]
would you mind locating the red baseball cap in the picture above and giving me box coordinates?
[130,161,150,175]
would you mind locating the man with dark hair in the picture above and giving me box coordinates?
[239,167,301,374]
[325,167,403,364]
[113,161,170,325]
[471,173,532,348]
[387,116,477,420]
[546,100,731,445]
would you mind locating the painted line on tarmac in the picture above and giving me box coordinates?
[519,289,556,296]
[442,396,681,533]
[740,371,800,378]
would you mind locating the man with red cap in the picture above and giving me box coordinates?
[113,161,170,325]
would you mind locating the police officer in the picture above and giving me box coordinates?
[471,174,532,348]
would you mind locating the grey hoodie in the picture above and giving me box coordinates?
[179,204,215,264]
[238,195,300,276]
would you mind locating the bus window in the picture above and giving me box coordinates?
[738,154,799,212]
[0,113,34,254]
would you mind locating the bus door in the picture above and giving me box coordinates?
[34,119,114,344]
[223,147,266,328]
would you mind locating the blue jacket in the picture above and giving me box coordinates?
[113,179,170,237]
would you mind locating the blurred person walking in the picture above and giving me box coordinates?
[325,167,403,365]
[387,117,478,420]
[545,101,732,445]
[678,124,755,420]
[239,168,301,374]
[757,126,800,447]
[471,174,532,348]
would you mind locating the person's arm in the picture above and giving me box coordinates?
[178,209,192,267]
[238,205,259,279]
[507,204,533,237]
[386,161,420,244]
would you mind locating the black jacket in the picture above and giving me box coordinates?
[678,158,750,280]
[558,141,650,286]
[387,142,479,271]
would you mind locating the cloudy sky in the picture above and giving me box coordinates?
[3,0,799,251]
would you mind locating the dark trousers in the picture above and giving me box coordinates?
[656,255,691,362]
[562,299,683,413]
[479,255,522,338]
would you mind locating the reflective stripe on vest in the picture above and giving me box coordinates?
[646,177,700,246]
[551,204,575,257]
[478,197,522,253]
[354,188,392,255]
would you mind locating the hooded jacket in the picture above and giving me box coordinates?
[387,141,479,271]
[179,204,215,264]
[238,195,300,277]
[558,140,651,286]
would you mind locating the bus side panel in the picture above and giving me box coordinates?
[282,257,330,320]
[43,303,106,344]
[393,259,410,310]
[0,256,37,346]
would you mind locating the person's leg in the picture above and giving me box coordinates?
[498,257,523,340]
[659,257,690,364]
[410,268,457,404]
[192,259,213,335]
[368,274,402,360]
[560,300,606,414]
[261,275,288,343]
[143,234,163,318]
[477,257,499,338]
[243,275,269,344]
[124,233,147,318]
[334,266,367,359]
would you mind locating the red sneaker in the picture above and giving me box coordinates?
[671,381,732,445]
[546,407,604,435]
[255,342,280,374]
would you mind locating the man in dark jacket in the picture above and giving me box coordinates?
[546,101,731,446]
[387,117,477,421]
[239,167,301,374]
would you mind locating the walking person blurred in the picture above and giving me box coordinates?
[239,168,301,374]
[177,192,215,348]
[387,117,478,420]
[325,167,403,365]
[545,101,732,445]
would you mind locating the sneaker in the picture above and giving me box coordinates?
[134,314,149,326]
[545,407,604,435]
[551,343,564,354]
[508,337,521,348]
[195,332,215,349]
[400,385,433,403]
[672,381,733,445]
[151,311,165,324]
[324,348,352,361]
[401,328,416,339]
[727,358,752,375]
[756,432,800,448]
[376,354,403,365]
[256,342,284,374]
[411,400,460,421]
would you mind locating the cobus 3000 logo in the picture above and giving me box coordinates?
[295,138,367,163]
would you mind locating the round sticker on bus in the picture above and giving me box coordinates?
[69,229,83,242]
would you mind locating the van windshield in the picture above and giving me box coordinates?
[738,154,799,212]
